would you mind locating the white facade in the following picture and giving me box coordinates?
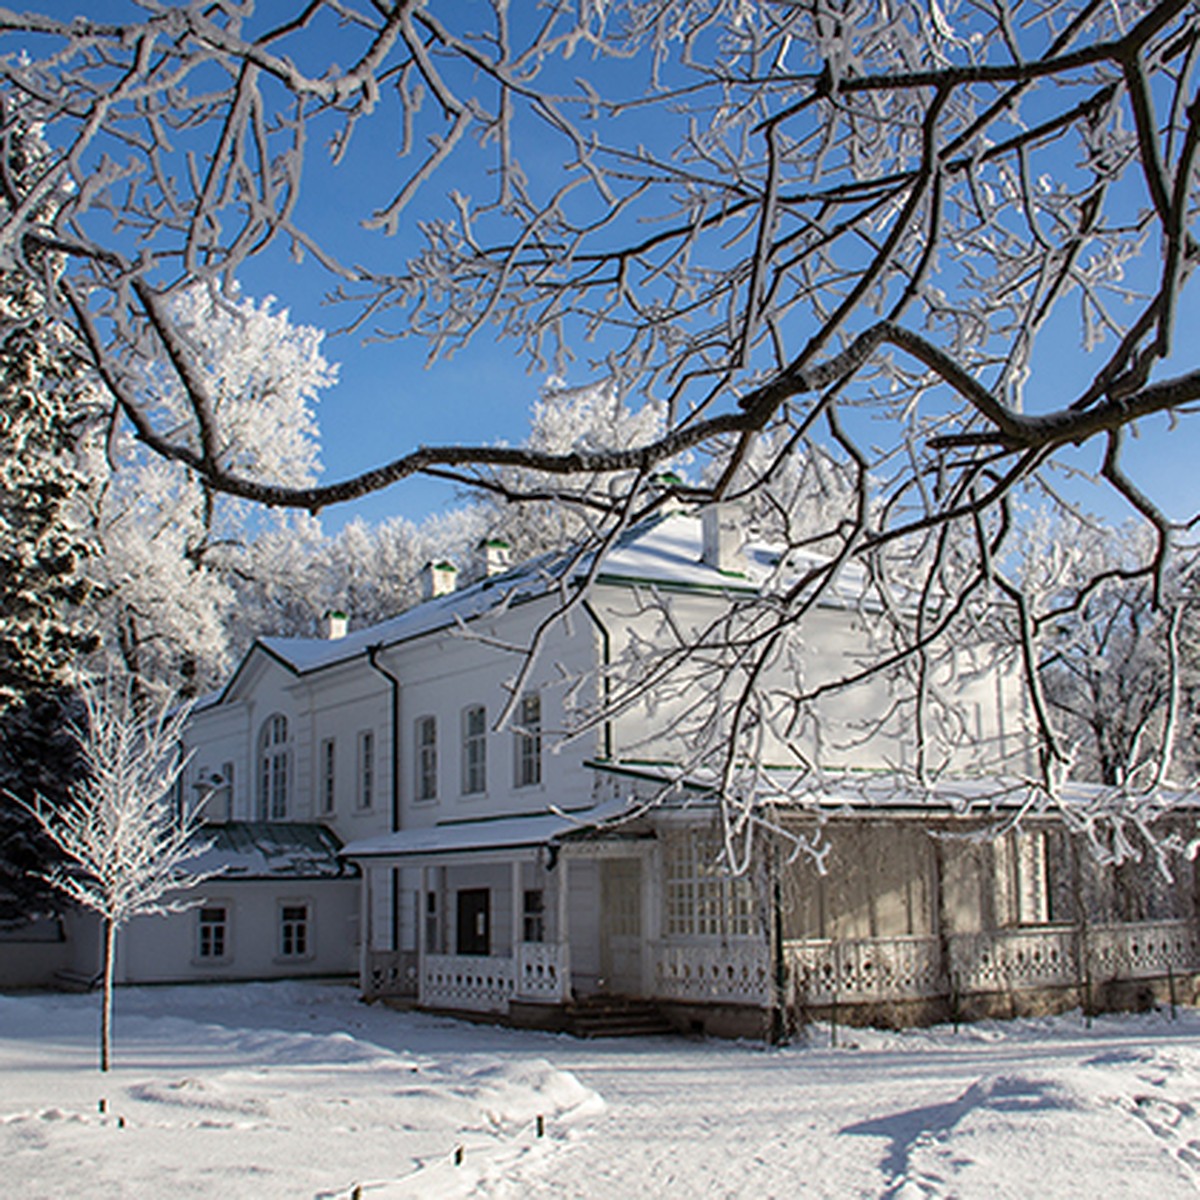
[82,508,1192,1031]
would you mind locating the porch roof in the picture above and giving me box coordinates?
[185,821,354,881]
[340,799,634,862]
[590,761,1200,818]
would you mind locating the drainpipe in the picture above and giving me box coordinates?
[581,600,615,762]
[366,644,402,834]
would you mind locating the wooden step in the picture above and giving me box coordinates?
[564,997,676,1038]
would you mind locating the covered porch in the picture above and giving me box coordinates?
[343,807,656,1016]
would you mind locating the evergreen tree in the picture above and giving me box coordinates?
[0,116,98,918]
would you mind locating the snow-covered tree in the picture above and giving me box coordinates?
[0,110,101,917]
[1021,518,1200,788]
[19,680,214,1072]
[78,285,335,695]
[4,2,1199,850]
[0,110,97,708]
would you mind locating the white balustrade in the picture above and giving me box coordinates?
[1086,919,1198,982]
[786,935,944,1003]
[948,926,1078,993]
[652,940,770,1004]
[421,953,515,1013]
[366,949,417,997]
[516,942,571,1001]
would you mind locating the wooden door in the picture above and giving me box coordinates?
[600,859,643,994]
[456,888,490,956]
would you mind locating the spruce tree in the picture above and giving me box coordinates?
[0,116,98,919]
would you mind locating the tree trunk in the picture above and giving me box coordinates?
[100,916,116,1073]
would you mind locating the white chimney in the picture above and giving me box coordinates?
[479,537,512,577]
[422,560,458,600]
[320,610,348,640]
[700,502,745,576]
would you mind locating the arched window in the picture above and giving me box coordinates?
[258,713,290,820]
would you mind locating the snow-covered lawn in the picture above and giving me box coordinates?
[3,982,1199,1198]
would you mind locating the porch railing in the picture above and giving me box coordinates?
[516,941,571,1002]
[786,934,944,1004]
[421,953,515,1013]
[365,949,418,998]
[947,926,1077,993]
[779,919,1199,1007]
[651,939,771,1005]
[1086,919,1199,982]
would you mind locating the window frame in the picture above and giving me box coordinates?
[257,713,290,820]
[278,900,312,960]
[197,904,230,962]
[461,704,487,796]
[319,737,336,816]
[415,715,438,803]
[514,693,542,789]
[663,827,756,939]
[357,729,375,810]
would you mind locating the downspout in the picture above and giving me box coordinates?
[581,600,615,762]
[366,644,402,834]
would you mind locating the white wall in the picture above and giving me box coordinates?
[113,879,359,983]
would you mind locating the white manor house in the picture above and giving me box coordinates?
[9,508,1200,1035]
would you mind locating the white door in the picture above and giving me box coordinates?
[600,858,643,994]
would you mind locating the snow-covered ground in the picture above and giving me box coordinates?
[2,981,1199,1198]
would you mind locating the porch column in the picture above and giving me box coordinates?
[511,858,523,957]
[557,854,571,1002]
[556,854,570,941]
[358,867,372,992]
[417,863,428,1006]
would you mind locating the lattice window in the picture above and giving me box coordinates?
[663,827,755,938]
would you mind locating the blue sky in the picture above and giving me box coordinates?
[20,1,1200,536]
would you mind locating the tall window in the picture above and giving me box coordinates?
[357,730,375,809]
[320,738,336,815]
[462,705,487,795]
[664,827,755,938]
[258,714,290,819]
[198,906,228,959]
[416,716,438,802]
[280,903,309,957]
[515,693,542,788]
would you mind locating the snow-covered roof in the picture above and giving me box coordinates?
[186,821,354,880]
[225,510,863,689]
[340,798,636,861]
[591,761,1200,818]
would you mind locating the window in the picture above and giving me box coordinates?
[320,738,336,815]
[523,889,546,943]
[258,714,290,819]
[515,693,542,788]
[425,890,439,953]
[416,716,438,802]
[280,903,309,957]
[1000,831,1050,926]
[663,828,755,938]
[198,906,228,959]
[462,705,487,795]
[357,730,375,809]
